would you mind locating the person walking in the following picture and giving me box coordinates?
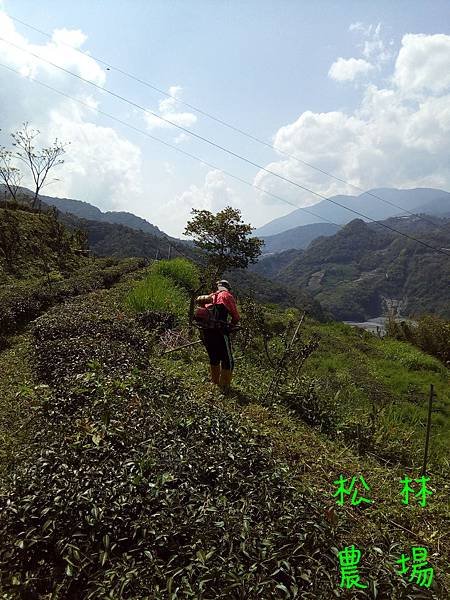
[195,279,240,393]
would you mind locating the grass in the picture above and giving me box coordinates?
[125,271,189,318]
[124,258,199,322]
[151,257,200,291]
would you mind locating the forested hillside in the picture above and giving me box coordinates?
[253,216,450,321]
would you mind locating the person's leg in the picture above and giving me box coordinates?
[219,333,234,392]
[202,330,221,385]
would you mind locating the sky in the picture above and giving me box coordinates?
[0,0,449,236]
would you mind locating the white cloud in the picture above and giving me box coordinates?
[160,170,246,236]
[178,168,238,213]
[51,28,87,49]
[256,33,450,209]
[328,57,374,81]
[393,33,450,95]
[144,85,197,135]
[349,22,394,65]
[349,22,364,33]
[0,10,144,211]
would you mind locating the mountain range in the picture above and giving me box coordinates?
[260,222,341,255]
[3,184,449,321]
[253,215,450,320]
[255,187,450,237]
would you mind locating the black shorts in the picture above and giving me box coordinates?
[201,329,234,370]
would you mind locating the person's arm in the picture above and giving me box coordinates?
[221,291,240,325]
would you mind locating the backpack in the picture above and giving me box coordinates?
[193,293,228,330]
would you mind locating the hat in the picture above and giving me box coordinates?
[216,279,231,291]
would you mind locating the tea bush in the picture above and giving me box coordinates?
[0,295,344,599]
[32,302,152,386]
[0,258,145,337]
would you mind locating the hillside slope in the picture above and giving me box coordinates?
[1,265,448,597]
[253,216,450,320]
[1,184,166,237]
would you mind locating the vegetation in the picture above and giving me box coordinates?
[125,258,198,322]
[0,200,448,597]
[1,122,67,209]
[385,313,450,366]
[151,257,200,292]
[253,217,450,321]
[184,206,264,275]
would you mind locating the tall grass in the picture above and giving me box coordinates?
[125,272,188,318]
[151,258,200,292]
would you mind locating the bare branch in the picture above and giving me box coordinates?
[0,147,23,202]
[11,122,69,209]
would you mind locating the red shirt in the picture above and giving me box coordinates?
[206,290,240,325]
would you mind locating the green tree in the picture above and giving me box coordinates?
[183,206,264,275]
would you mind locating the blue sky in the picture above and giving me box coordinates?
[1,1,449,235]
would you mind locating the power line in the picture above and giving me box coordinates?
[0,61,340,229]
[4,12,445,231]
[0,60,449,258]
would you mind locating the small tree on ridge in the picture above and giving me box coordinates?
[183,206,264,276]
[12,122,68,210]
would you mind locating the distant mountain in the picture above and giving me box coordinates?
[252,215,450,321]
[0,185,166,238]
[255,188,450,236]
[261,222,341,255]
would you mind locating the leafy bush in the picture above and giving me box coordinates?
[32,302,151,386]
[0,366,342,599]
[0,258,144,336]
[135,310,177,332]
[0,293,343,599]
[280,377,339,434]
[125,272,188,319]
[151,258,200,292]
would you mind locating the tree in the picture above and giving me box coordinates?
[0,147,22,203]
[183,206,264,276]
[11,122,68,210]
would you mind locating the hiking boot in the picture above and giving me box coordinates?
[219,368,232,394]
[210,364,221,385]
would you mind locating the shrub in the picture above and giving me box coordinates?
[0,258,144,336]
[32,301,152,387]
[280,377,339,434]
[151,257,200,292]
[415,314,450,366]
[135,310,177,332]
[1,292,341,598]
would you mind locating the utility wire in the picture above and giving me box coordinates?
[4,12,445,231]
[0,61,340,228]
[0,59,449,258]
